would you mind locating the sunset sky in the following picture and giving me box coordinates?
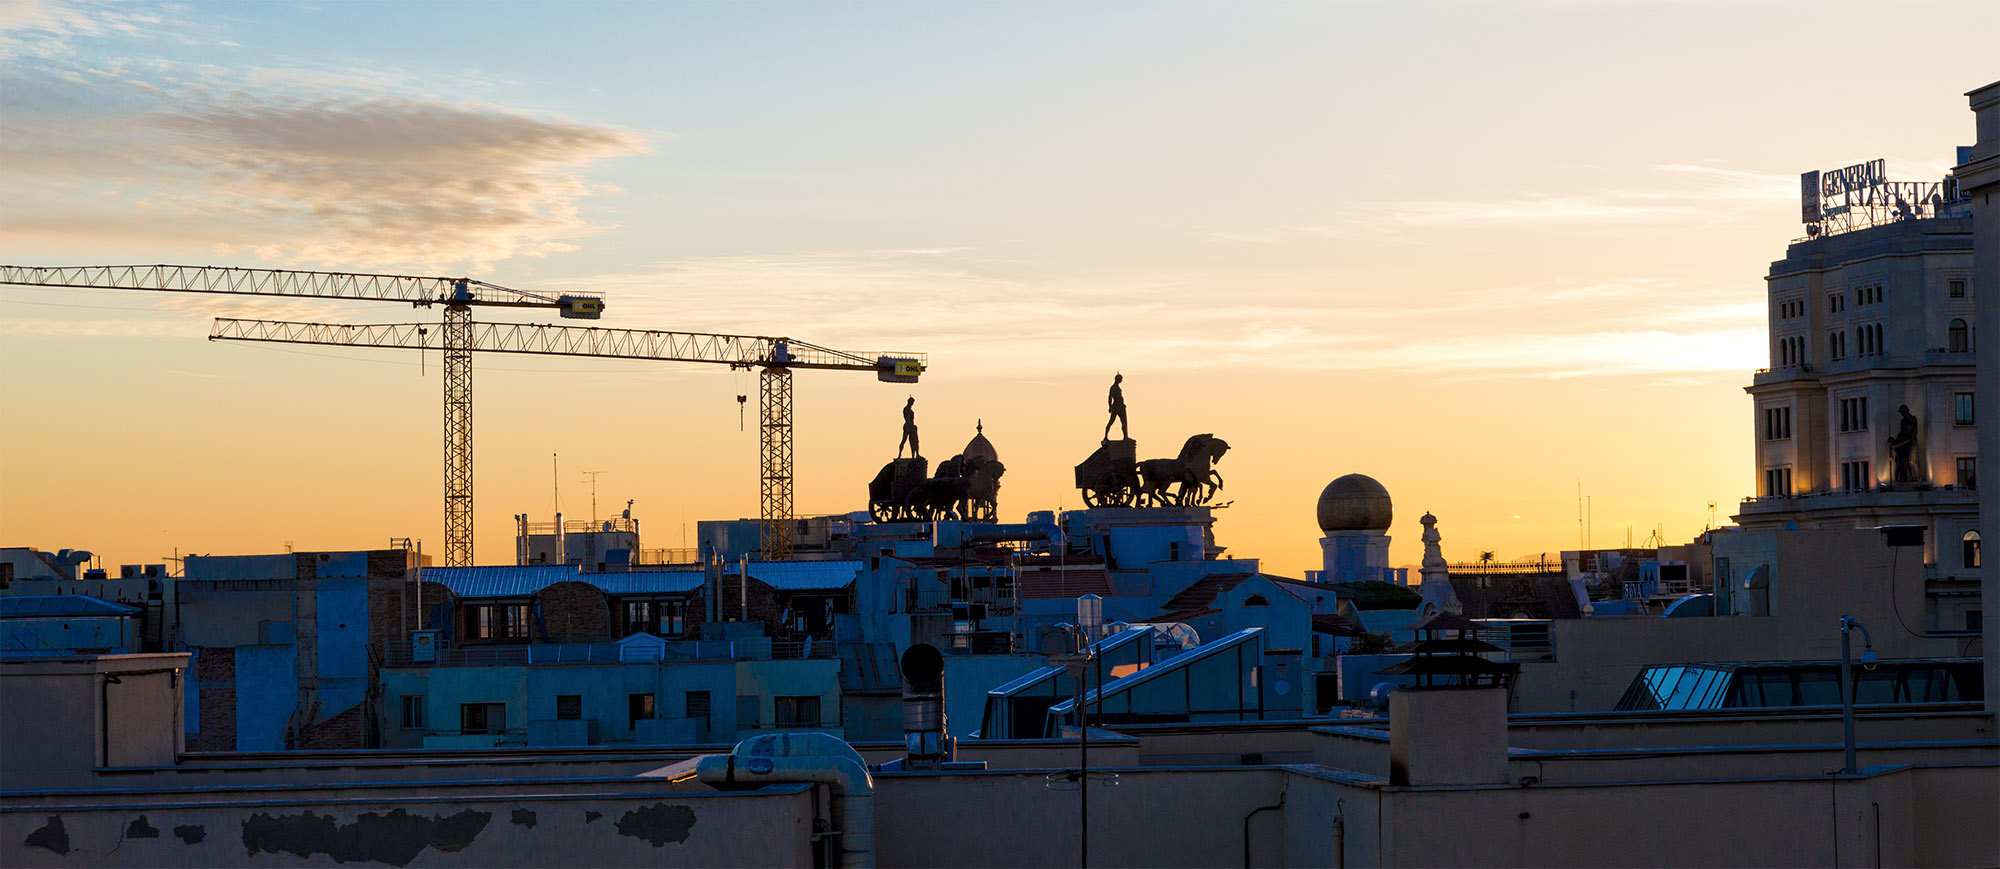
[2,0,1995,575]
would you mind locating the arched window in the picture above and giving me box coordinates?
[1244,594,1269,607]
[1966,531,1981,569]
[1948,318,1969,352]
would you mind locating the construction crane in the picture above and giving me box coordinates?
[207,317,925,560]
[1,264,604,567]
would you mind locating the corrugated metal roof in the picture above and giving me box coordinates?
[426,565,581,598]
[593,572,704,595]
[426,565,706,598]
[0,595,142,618]
[733,560,860,591]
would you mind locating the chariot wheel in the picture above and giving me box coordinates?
[1087,474,1133,508]
[871,502,897,523]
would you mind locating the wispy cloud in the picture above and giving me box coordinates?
[0,3,645,274]
[0,0,160,60]
[1385,195,1696,226]
[558,251,1761,381]
[0,315,206,339]
[1213,162,1799,243]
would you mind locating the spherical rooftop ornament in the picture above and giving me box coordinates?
[1317,473,1392,534]
[962,419,999,466]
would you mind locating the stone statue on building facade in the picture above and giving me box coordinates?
[1888,404,1922,483]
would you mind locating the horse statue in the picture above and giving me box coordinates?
[903,457,1006,521]
[1135,434,1228,507]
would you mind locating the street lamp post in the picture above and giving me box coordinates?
[1839,615,1878,774]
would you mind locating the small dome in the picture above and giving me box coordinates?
[963,420,998,466]
[1317,473,1392,534]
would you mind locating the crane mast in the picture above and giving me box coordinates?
[209,318,926,560]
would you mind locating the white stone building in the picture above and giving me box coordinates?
[1737,161,1982,601]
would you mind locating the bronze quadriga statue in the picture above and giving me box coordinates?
[869,456,930,523]
[1075,438,1140,507]
[902,455,1005,522]
[1136,433,1228,507]
[1077,434,1228,508]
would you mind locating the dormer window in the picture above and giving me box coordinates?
[1244,595,1269,607]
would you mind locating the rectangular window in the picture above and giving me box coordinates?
[1958,457,1977,489]
[660,600,686,637]
[1949,279,1966,298]
[400,695,426,730]
[1763,407,1792,440]
[1841,460,1872,492]
[686,691,711,729]
[629,693,655,729]
[1955,392,1975,426]
[625,601,653,636]
[1839,397,1869,433]
[1829,293,1845,313]
[1764,467,1792,497]
[471,603,532,640]
[556,694,582,721]
[460,702,505,734]
[774,695,821,728]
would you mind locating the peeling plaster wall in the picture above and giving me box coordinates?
[2,790,814,868]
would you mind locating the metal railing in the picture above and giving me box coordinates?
[907,584,952,612]
[1446,560,1563,575]
[1476,622,1555,663]
[384,636,839,667]
[631,547,701,566]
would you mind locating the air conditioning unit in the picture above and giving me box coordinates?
[120,565,142,579]
[409,630,441,664]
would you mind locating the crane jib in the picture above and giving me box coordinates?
[0,264,602,313]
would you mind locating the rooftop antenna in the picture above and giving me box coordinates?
[552,452,560,517]
[583,470,604,523]
[1706,500,1717,531]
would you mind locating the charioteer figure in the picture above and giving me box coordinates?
[898,396,921,458]
[1104,373,1129,442]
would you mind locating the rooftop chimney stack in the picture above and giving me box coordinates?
[900,643,951,770]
